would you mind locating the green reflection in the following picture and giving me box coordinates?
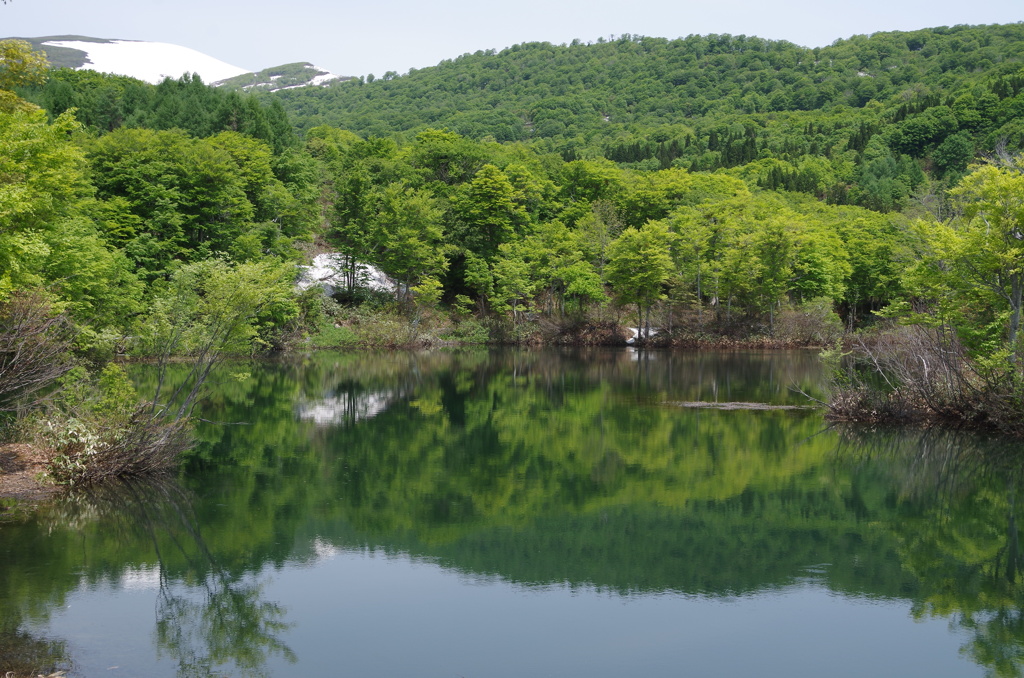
[835,427,1024,678]
[4,350,1024,676]
[0,478,295,677]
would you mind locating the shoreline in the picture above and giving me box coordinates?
[0,339,828,504]
[0,443,59,509]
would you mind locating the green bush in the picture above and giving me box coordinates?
[440,318,491,344]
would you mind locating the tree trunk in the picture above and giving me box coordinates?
[637,303,644,344]
[1010,271,1023,367]
[696,260,702,323]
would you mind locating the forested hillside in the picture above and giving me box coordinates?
[267,24,1024,212]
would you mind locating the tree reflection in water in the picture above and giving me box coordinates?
[835,426,1024,678]
[56,477,296,678]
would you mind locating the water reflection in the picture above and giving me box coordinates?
[834,427,1024,677]
[295,385,399,426]
[0,627,67,677]
[1,478,295,677]
[5,350,1024,676]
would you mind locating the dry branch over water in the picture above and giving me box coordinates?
[666,401,815,411]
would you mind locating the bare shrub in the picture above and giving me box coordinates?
[827,323,1024,433]
[536,316,627,346]
[45,408,192,486]
[0,291,75,412]
[773,299,844,346]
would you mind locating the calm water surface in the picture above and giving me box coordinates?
[2,348,1023,677]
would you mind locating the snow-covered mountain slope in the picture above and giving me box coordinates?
[4,36,350,89]
[40,38,251,85]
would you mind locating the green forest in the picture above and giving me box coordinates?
[2,22,1024,482]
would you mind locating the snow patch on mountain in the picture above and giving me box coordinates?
[215,62,347,92]
[271,72,342,91]
[296,253,394,298]
[41,39,250,85]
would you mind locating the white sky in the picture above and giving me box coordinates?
[3,0,1022,78]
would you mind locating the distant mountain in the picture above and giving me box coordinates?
[4,36,249,84]
[3,36,348,88]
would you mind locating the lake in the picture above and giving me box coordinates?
[2,348,1023,677]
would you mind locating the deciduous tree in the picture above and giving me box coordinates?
[605,221,676,340]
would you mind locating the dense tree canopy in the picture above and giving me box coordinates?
[262,23,1024,213]
[0,21,1021,363]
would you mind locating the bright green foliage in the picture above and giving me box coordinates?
[0,40,49,91]
[574,200,622,275]
[0,40,48,113]
[526,220,604,315]
[765,193,902,321]
[666,191,854,321]
[606,221,676,333]
[38,216,142,332]
[94,363,139,421]
[323,136,419,294]
[269,149,322,236]
[491,245,537,319]
[5,32,1007,353]
[86,128,249,272]
[905,162,1024,364]
[370,183,447,304]
[787,215,850,304]
[451,164,527,261]
[330,164,380,293]
[53,363,140,426]
[0,109,89,235]
[559,159,624,207]
[137,259,299,358]
[207,132,317,257]
[503,162,560,223]
[752,219,792,324]
[408,128,488,187]
[0,107,142,332]
[493,220,604,319]
[207,131,281,220]
[304,125,362,163]
[85,128,307,278]
[462,252,495,312]
[411,276,444,307]
[617,168,747,229]
[136,259,299,419]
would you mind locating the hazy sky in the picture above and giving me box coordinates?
[4,0,1022,77]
